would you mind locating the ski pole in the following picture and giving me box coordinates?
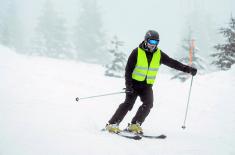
[182,76,194,129]
[75,91,128,102]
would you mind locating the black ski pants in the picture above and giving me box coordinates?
[109,83,153,125]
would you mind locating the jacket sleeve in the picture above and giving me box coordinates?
[160,51,191,73]
[125,48,138,88]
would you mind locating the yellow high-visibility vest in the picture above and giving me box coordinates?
[132,47,161,84]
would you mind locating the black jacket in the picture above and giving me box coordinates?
[125,41,192,88]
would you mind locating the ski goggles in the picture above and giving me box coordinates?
[147,39,159,45]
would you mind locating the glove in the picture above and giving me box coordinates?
[189,67,197,76]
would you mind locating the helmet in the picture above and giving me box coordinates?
[144,30,159,41]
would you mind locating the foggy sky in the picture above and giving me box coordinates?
[20,0,235,57]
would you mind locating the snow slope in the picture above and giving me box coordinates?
[0,45,235,155]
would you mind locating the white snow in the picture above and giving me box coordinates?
[0,45,235,155]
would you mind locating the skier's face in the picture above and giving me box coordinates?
[147,43,156,51]
[146,39,158,52]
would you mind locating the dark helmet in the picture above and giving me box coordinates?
[144,30,159,41]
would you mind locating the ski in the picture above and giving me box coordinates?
[122,129,167,139]
[138,133,166,139]
[117,132,142,140]
[101,129,142,140]
[102,128,166,140]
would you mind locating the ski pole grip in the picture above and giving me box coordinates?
[125,90,132,93]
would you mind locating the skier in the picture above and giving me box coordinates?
[106,30,197,134]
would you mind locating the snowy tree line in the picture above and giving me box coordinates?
[0,0,109,63]
[172,16,235,81]
[0,0,23,51]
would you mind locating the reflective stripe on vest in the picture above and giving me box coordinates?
[132,47,161,84]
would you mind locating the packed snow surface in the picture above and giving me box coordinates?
[0,46,235,155]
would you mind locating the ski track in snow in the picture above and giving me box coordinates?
[0,46,235,155]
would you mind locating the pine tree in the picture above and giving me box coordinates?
[105,36,127,78]
[0,0,23,50]
[0,0,6,45]
[73,0,107,63]
[182,0,218,59]
[172,30,207,82]
[30,0,72,59]
[211,16,235,70]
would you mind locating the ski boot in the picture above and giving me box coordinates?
[105,123,121,133]
[126,123,143,134]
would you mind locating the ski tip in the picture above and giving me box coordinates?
[159,134,167,139]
